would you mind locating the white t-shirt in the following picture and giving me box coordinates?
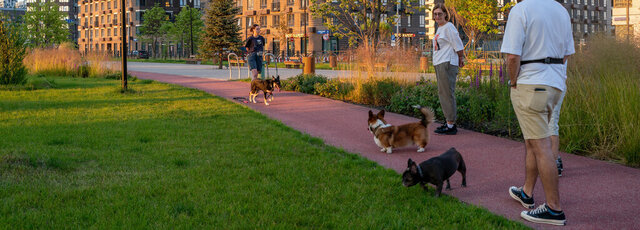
[500,0,575,92]
[432,22,464,66]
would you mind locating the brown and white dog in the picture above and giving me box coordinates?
[249,76,281,105]
[368,106,435,154]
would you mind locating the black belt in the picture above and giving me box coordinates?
[520,57,564,65]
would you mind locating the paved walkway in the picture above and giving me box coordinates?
[132,70,640,230]
[127,62,436,81]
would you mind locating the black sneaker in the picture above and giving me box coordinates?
[435,124,457,135]
[435,123,448,132]
[509,186,534,209]
[557,157,564,177]
[520,204,567,226]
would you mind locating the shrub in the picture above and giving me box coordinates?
[281,74,328,94]
[0,19,28,85]
[314,79,354,100]
[351,77,403,106]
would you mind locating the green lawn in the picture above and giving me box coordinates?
[0,77,527,229]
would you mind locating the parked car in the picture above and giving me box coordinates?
[138,50,149,59]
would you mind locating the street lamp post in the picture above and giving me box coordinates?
[121,0,127,90]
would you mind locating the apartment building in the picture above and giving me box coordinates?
[0,7,26,22]
[77,0,201,55]
[499,0,612,39]
[0,0,18,7]
[26,0,80,42]
[236,0,426,57]
[612,0,639,38]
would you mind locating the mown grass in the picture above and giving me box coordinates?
[0,77,527,229]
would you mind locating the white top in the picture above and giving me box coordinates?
[432,22,464,66]
[500,0,575,92]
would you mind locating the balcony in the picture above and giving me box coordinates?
[272,2,280,11]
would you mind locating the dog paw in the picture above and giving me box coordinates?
[380,148,386,152]
[386,148,392,154]
[417,148,425,152]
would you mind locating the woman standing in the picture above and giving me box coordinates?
[432,3,465,135]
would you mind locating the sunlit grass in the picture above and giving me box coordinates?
[0,77,527,229]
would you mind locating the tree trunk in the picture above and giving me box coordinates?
[218,52,223,69]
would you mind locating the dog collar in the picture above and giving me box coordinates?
[371,121,392,133]
[417,164,424,179]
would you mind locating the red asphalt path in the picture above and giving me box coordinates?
[132,71,640,230]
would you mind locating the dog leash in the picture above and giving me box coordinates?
[417,164,425,179]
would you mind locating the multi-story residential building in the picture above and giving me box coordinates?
[0,6,26,22]
[26,0,80,43]
[236,0,426,57]
[612,0,639,38]
[499,0,612,40]
[77,0,201,55]
[0,0,18,8]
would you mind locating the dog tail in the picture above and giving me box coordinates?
[412,105,435,127]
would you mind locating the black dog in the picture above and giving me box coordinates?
[249,75,281,105]
[402,147,467,197]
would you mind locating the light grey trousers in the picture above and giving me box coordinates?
[435,62,459,122]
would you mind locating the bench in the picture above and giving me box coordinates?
[359,62,390,71]
[467,59,494,71]
[186,58,202,64]
[228,59,246,66]
[284,61,302,68]
[374,62,390,71]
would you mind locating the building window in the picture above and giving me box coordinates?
[419,0,424,6]
[419,15,424,27]
[407,15,411,27]
[261,16,267,27]
[273,15,280,26]
[247,0,253,10]
[194,0,200,8]
[380,13,387,23]
[180,0,186,6]
[287,14,294,27]
[260,0,267,8]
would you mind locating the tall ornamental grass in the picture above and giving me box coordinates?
[23,44,115,78]
[563,35,640,166]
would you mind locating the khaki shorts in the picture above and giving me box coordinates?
[511,84,562,140]
[549,90,565,136]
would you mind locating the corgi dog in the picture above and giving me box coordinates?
[368,106,434,154]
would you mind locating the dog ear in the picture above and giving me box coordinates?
[277,75,280,80]
[272,76,275,80]
[407,158,414,167]
[368,110,374,118]
[377,110,385,118]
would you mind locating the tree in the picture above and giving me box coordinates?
[0,17,28,85]
[22,1,69,47]
[310,0,420,52]
[446,0,500,50]
[201,0,242,69]
[175,6,204,57]
[140,4,168,58]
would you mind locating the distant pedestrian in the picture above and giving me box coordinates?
[431,3,465,135]
[245,24,265,80]
[501,0,574,226]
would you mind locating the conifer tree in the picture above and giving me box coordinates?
[201,0,241,69]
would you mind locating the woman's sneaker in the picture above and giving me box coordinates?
[520,204,567,226]
[509,186,534,209]
[435,124,457,135]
